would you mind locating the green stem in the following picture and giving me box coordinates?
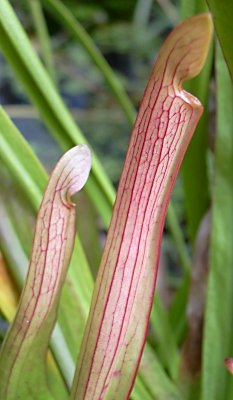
[28,0,56,83]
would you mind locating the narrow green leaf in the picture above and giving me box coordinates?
[150,294,179,380]
[28,0,56,83]
[180,0,208,17]
[0,145,91,399]
[180,0,213,242]
[206,0,233,81]
[75,192,102,278]
[71,14,212,399]
[167,204,191,275]
[132,375,154,400]
[137,343,183,400]
[201,44,233,400]
[0,107,48,210]
[168,274,190,345]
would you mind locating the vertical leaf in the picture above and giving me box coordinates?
[136,344,183,400]
[0,145,91,399]
[71,14,212,400]
[206,0,233,81]
[28,0,56,82]
[201,44,233,400]
[150,294,179,380]
[180,1,213,241]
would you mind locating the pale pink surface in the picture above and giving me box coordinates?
[0,145,91,397]
[72,14,212,400]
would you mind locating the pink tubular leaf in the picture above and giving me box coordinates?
[71,14,213,400]
[0,145,91,399]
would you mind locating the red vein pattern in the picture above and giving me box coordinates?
[0,145,91,399]
[71,14,212,400]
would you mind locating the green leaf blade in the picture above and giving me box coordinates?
[136,343,183,400]
[201,44,233,400]
[207,0,233,81]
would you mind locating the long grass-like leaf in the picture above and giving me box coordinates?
[28,0,56,82]
[135,343,183,400]
[206,0,233,81]
[71,14,212,399]
[150,294,179,380]
[180,0,213,242]
[201,43,233,400]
